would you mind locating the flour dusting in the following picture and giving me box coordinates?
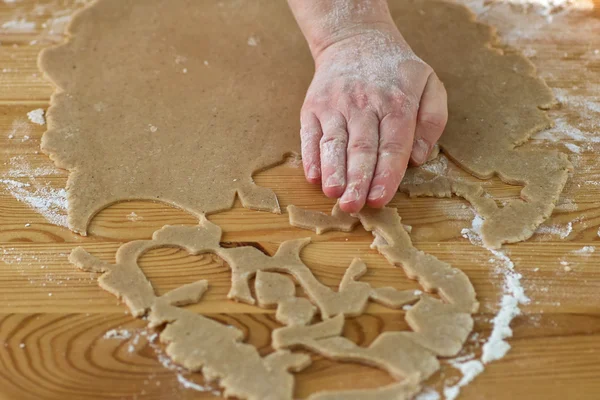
[127,212,143,222]
[572,245,595,255]
[1,19,36,32]
[103,329,132,340]
[27,108,46,125]
[0,156,68,227]
[535,222,572,239]
[446,213,530,398]
[443,360,485,400]
[501,0,593,20]
[415,388,441,400]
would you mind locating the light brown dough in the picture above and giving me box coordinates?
[41,0,569,246]
[289,204,478,314]
[150,301,311,400]
[72,212,472,399]
[287,204,359,235]
[255,271,316,326]
[72,205,476,398]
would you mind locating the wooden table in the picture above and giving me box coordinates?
[1,1,599,399]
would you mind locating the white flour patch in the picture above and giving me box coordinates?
[0,156,68,227]
[535,221,572,239]
[450,214,530,398]
[1,19,36,32]
[247,36,259,46]
[500,0,593,20]
[127,212,143,222]
[443,360,485,400]
[103,329,132,340]
[177,374,212,393]
[415,388,441,400]
[572,245,595,255]
[563,142,581,153]
[27,109,45,125]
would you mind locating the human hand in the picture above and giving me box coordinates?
[299,27,447,213]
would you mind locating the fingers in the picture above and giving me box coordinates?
[366,111,416,208]
[410,73,448,166]
[300,111,323,184]
[319,110,348,198]
[339,112,380,213]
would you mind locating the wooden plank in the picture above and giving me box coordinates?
[1,0,600,399]
[1,241,599,314]
[0,312,598,400]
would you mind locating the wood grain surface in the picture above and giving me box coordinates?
[1,1,599,399]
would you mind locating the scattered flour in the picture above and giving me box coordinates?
[449,214,530,398]
[498,0,593,21]
[443,360,485,400]
[247,36,259,46]
[127,212,143,222]
[103,329,132,340]
[535,221,572,239]
[27,109,46,125]
[572,245,595,255]
[1,19,36,32]
[176,374,210,392]
[563,142,581,153]
[415,388,441,400]
[7,119,31,140]
[0,156,68,227]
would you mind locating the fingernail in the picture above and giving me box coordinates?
[325,173,344,188]
[307,164,320,180]
[412,138,430,164]
[368,185,385,201]
[340,187,359,204]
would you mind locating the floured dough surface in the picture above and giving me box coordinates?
[41,0,569,244]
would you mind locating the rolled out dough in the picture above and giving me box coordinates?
[41,0,570,247]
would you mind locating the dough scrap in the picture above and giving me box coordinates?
[288,204,478,314]
[255,271,316,326]
[41,0,570,246]
[149,301,311,400]
[287,204,359,234]
[72,212,473,398]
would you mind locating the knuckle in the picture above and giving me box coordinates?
[380,139,411,157]
[419,112,448,131]
[389,91,418,117]
[349,136,378,153]
[320,130,347,148]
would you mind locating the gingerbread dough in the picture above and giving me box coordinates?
[71,204,477,399]
[41,0,569,246]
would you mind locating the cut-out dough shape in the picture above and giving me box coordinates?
[288,204,478,314]
[287,204,359,234]
[41,0,570,247]
[149,301,311,400]
[72,209,474,399]
[70,217,405,320]
[255,271,316,326]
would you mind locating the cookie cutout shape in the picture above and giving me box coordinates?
[41,0,569,245]
[72,212,477,398]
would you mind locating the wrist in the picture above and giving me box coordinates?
[288,0,398,60]
[310,21,401,61]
